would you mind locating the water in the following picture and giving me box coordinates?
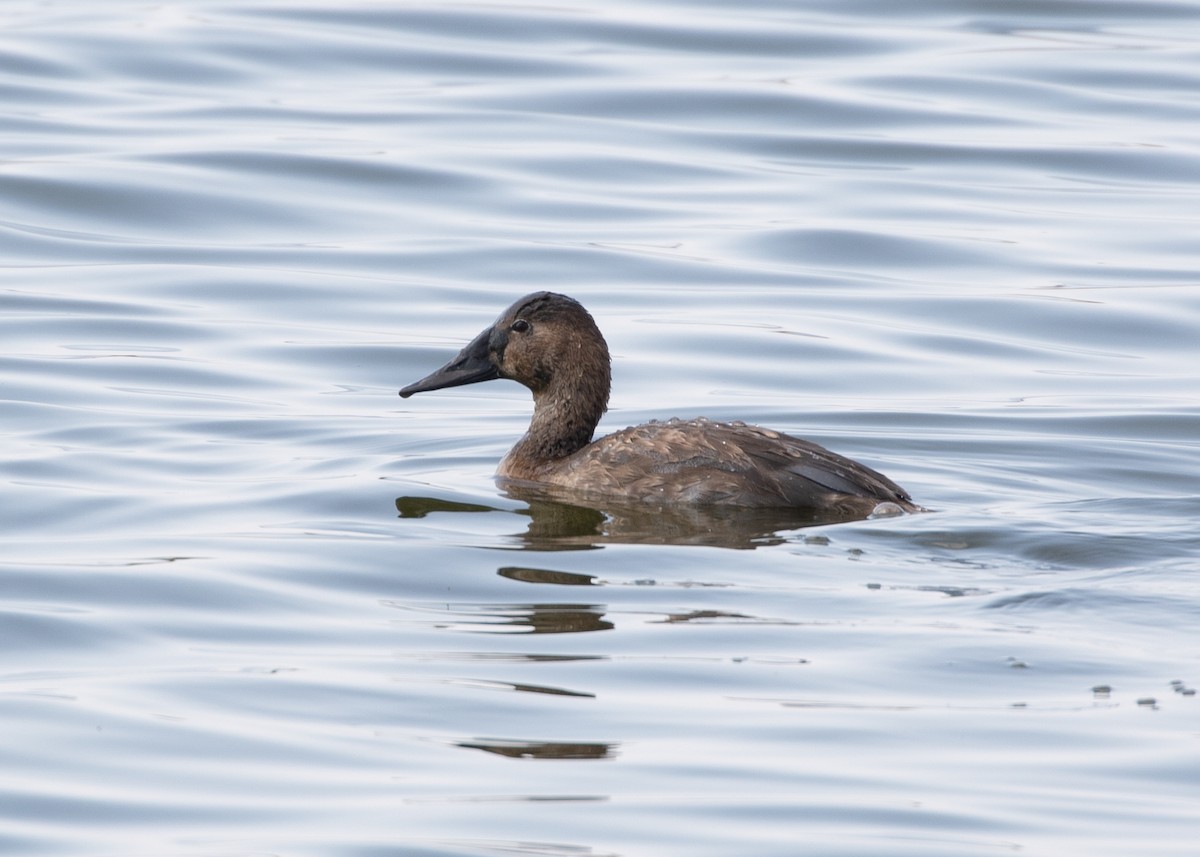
[2,1,1199,855]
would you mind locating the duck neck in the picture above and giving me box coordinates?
[507,367,609,474]
[527,384,603,458]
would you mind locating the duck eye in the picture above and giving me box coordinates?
[510,318,530,333]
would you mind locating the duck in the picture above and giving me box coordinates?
[399,291,920,516]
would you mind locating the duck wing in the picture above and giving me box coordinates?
[561,419,915,512]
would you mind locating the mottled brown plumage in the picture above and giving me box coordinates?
[400,292,920,515]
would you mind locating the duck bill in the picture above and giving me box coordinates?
[399,327,500,398]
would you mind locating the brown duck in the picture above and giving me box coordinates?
[400,292,920,517]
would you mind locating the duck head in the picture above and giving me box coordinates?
[399,291,611,405]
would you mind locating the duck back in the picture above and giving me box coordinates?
[504,417,917,515]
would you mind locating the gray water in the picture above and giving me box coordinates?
[2,2,1199,855]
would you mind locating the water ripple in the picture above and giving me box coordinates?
[3,1,1200,855]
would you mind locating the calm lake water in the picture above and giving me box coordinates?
[2,1,1199,855]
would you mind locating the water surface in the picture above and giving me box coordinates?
[2,1,1199,855]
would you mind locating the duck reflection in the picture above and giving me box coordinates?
[396,486,858,551]
[497,566,597,586]
[454,738,617,760]
[386,597,612,635]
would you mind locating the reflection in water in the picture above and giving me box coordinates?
[394,496,497,518]
[400,652,606,664]
[454,738,617,760]
[442,677,596,698]
[498,566,598,586]
[657,609,778,625]
[396,488,856,550]
[384,600,613,634]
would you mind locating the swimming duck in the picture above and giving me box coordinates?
[400,292,920,516]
